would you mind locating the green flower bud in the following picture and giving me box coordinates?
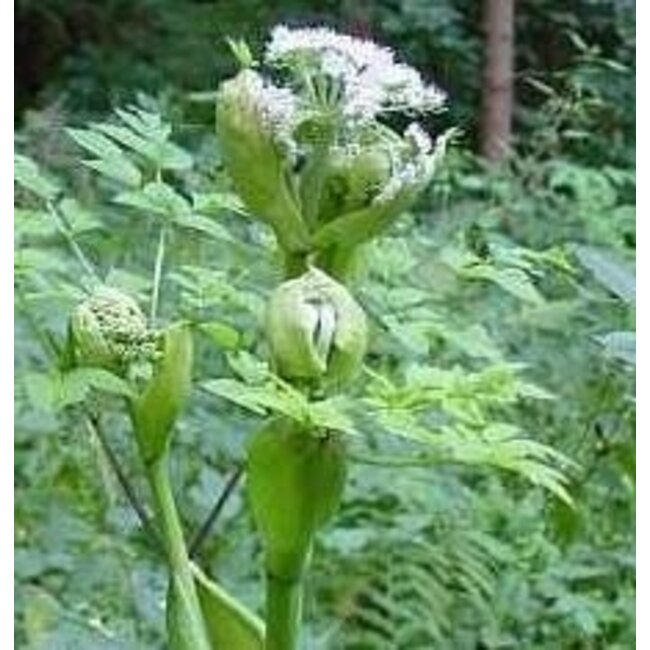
[266,267,367,389]
[216,70,309,253]
[70,286,158,372]
[317,145,392,223]
[313,127,453,251]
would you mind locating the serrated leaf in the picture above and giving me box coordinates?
[15,154,60,201]
[95,112,192,170]
[439,324,503,361]
[67,127,143,187]
[93,123,152,157]
[15,247,67,275]
[156,141,193,171]
[23,367,134,412]
[115,182,191,219]
[203,378,307,422]
[174,213,234,241]
[67,128,125,159]
[115,107,168,140]
[23,371,63,412]
[77,368,135,398]
[203,378,268,415]
[382,315,431,355]
[58,198,102,233]
[226,351,269,384]
[14,208,57,238]
[83,158,142,188]
[575,245,635,304]
[484,268,545,304]
[198,321,241,350]
[596,331,635,366]
[48,371,89,409]
[193,192,249,216]
[310,397,360,436]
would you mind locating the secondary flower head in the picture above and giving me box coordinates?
[71,286,159,372]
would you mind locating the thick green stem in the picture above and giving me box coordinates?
[147,454,211,650]
[248,420,347,650]
[265,573,303,650]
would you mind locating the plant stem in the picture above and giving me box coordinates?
[189,465,244,558]
[348,451,443,468]
[150,226,168,323]
[147,454,211,650]
[85,413,162,548]
[46,201,100,283]
[265,573,303,650]
[300,141,329,226]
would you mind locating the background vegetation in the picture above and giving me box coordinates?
[15,1,635,648]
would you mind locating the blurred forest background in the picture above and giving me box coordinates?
[15,1,635,648]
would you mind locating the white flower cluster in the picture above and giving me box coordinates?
[374,123,442,205]
[404,122,433,155]
[217,25,451,234]
[265,25,446,121]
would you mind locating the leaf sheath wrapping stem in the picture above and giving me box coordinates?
[247,417,347,650]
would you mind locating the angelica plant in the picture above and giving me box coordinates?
[15,24,574,650]
[212,27,454,648]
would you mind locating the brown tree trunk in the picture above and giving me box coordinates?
[345,0,372,39]
[480,0,515,161]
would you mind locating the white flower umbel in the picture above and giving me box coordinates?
[216,25,453,262]
[265,25,446,121]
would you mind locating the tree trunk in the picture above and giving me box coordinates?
[345,0,372,39]
[480,0,515,161]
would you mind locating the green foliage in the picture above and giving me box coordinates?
[15,3,634,648]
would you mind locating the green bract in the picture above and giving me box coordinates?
[312,127,453,252]
[132,323,193,464]
[215,70,309,253]
[247,417,347,579]
[317,144,393,222]
[70,286,158,372]
[266,267,367,389]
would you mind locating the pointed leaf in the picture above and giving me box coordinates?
[575,245,635,304]
[15,154,60,201]
[191,564,265,650]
